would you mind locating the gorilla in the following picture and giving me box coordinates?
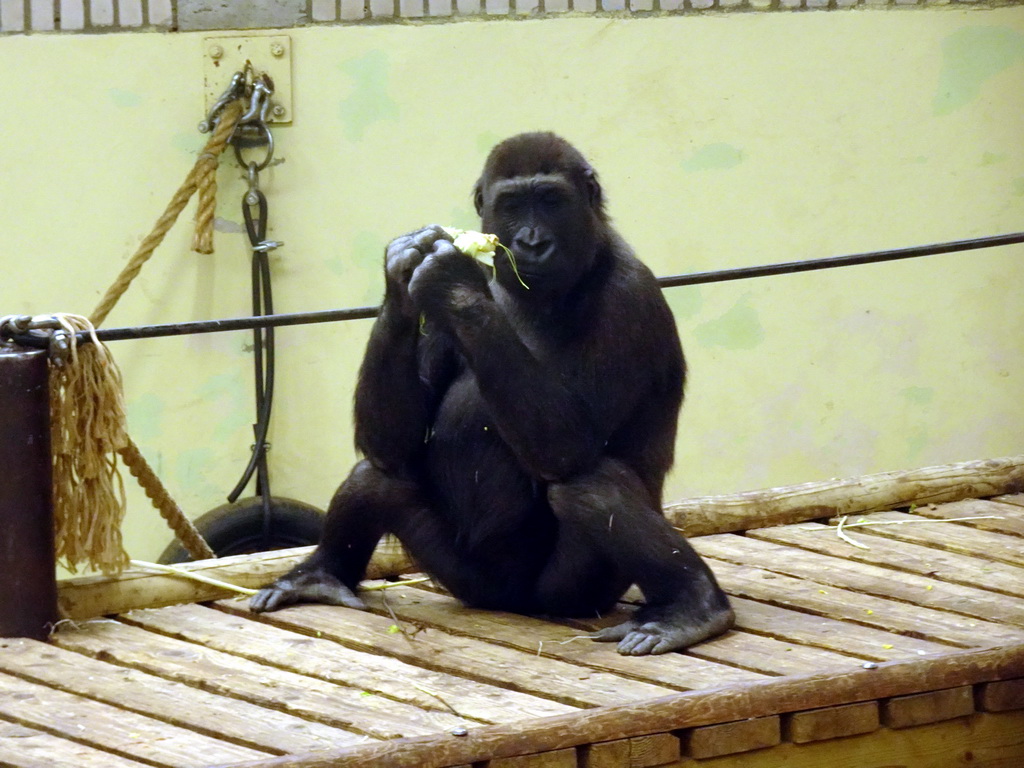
[251,132,734,655]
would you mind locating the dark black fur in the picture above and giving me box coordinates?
[251,133,734,655]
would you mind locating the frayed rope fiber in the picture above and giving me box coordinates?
[49,314,131,574]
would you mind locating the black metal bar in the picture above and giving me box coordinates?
[7,231,1022,348]
[656,231,1024,288]
[0,346,59,639]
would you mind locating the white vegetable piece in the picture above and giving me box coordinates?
[442,227,502,267]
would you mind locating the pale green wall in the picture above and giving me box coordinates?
[1,12,1022,562]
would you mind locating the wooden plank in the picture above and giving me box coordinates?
[0,671,268,767]
[910,499,1024,538]
[214,646,1024,768]
[978,679,1024,712]
[666,711,1024,768]
[882,685,975,728]
[749,520,1024,599]
[852,511,1024,568]
[123,603,575,724]
[684,716,781,759]
[993,493,1024,509]
[0,720,151,768]
[489,748,576,767]
[581,740,630,768]
[664,456,1024,536]
[50,619,469,739]
[728,596,955,662]
[0,637,358,754]
[694,533,1024,628]
[217,599,695,707]
[786,701,879,744]
[701,556,1024,648]
[363,585,825,680]
[627,733,681,766]
[56,541,414,621]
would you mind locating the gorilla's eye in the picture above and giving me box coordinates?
[536,189,565,210]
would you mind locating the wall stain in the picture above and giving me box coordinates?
[108,88,143,108]
[900,386,935,405]
[1012,178,1024,197]
[339,50,400,141]
[694,294,764,350]
[933,26,1024,116]
[681,143,745,173]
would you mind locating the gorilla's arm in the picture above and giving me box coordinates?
[409,242,664,483]
[355,227,457,474]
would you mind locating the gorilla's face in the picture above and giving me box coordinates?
[475,133,606,293]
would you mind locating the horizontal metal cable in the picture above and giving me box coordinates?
[6,231,1021,348]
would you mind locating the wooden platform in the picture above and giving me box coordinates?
[4,492,1024,767]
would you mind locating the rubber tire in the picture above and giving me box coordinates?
[158,496,325,564]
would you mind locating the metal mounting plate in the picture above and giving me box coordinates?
[203,35,293,124]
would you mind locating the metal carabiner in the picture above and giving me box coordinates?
[198,71,247,134]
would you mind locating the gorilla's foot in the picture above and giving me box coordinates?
[591,602,735,656]
[250,567,366,613]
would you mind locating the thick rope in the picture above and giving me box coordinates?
[60,103,246,567]
[90,101,243,327]
[191,152,221,255]
[119,439,216,560]
[49,315,131,573]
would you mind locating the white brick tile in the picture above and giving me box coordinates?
[59,0,84,27]
[312,0,337,19]
[90,0,115,25]
[1,0,25,31]
[340,0,365,19]
[146,0,172,25]
[119,0,143,24]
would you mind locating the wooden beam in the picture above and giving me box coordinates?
[665,456,1024,536]
[57,541,415,621]
[215,645,1024,768]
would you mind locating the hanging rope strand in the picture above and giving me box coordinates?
[49,99,248,570]
[90,100,244,327]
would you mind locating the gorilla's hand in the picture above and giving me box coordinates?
[408,237,492,322]
[384,225,453,319]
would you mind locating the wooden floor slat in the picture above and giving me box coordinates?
[361,585,863,678]
[725,597,957,661]
[910,499,1024,537]
[359,586,799,681]
[0,671,269,767]
[850,511,1024,567]
[123,603,576,723]
[0,638,358,755]
[748,521,1024,599]
[0,719,152,768]
[696,533,1024,627]
[217,599,709,705]
[702,557,1024,648]
[49,620,467,739]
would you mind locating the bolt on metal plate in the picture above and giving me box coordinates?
[203,35,293,124]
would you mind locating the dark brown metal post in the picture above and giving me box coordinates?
[0,344,58,639]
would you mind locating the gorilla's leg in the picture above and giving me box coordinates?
[540,459,734,655]
[251,459,529,613]
[251,460,404,612]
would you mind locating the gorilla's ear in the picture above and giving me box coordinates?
[584,167,603,210]
[473,180,485,216]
